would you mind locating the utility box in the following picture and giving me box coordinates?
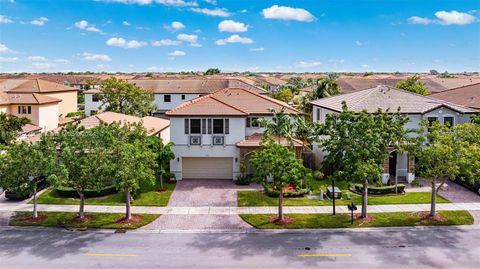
[327,186,342,199]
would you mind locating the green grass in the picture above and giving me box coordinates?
[35,182,176,207]
[238,190,449,207]
[240,211,474,229]
[10,211,160,229]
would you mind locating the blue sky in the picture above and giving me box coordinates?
[0,0,479,73]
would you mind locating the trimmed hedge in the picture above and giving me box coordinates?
[263,186,309,198]
[54,185,117,198]
[354,183,405,195]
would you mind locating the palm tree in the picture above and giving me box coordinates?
[258,108,294,147]
[293,115,321,152]
[312,77,341,99]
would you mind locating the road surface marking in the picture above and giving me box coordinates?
[84,253,138,257]
[297,253,352,257]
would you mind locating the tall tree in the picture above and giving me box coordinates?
[148,136,175,190]
[258,108,294,146]
[0,136,57,218]
[395,75,430,95]
[99,77,156,116]
[250,138,309,222]
[50,124,111,220]
[0,112,31,146]
[312,77,341,99]
[293,115,321,151]
[319,103,413,218]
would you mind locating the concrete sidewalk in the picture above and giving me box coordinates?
[2,202,480,215]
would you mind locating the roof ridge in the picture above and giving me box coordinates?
[430,82,480,95]
[229,87,299,113]
[349,86,382,111]
[166,91,217,115]
[32,92,40,103]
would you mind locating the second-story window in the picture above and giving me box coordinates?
[190,119,201,134]
[213,119,224,134]
[246,117,261,127]
[443,116,454,128]
[181,94,185,100]
[427,117,438,132]
[164,95,171,102]
[92,94,99,102]
[18,106,32,114]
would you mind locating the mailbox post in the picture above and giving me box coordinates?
[347,202,358,224]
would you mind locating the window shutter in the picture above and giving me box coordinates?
[184,119,189,134]
[246,117,250,127]
[208,119,212,134]
[316,108,321,121]
[18,106,21,114]
[225,119,229,134]
[202,119,206,134]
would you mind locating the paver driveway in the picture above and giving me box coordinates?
[141,179,261,230]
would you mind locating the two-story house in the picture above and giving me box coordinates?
[310,85,479,184]
[166,88,300,180]
[83,78,264,117]
[0,79,78,132]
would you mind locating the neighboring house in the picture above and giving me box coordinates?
[0,79,78,118]
[310,85,479,184]
[166,88,300,180]
[0,90,61,132]
[25,111,170,143]
[83,79,264,117]
[429,82,480,110]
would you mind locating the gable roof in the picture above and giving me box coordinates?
[429,82,480,109]
[0,79,78,93]
[310,85,478,114]
[0,92,61,105]
[166,88,299,117]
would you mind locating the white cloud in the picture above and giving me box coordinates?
[408,16,433,25]
[0,57,18,63]
[171,21,185,30]
[151,39,182,46]
[106,37,147,48]
[215,34,253,45]
[168,50,186,56]
[295,61,321,68]
[361,64,370,68]
[74,20,102,33]
[408,10,476,25]
[250,47,264,52]
[261,5,315,22]
[218,20,248,32]
[147,66,158,71]
[99,0,197,6]
[177,33,198,43]
[54,58,70,64]
[0,15,13,24]
[31,62,56,69]
[190,7,231,17]
[122,21,131,26]
[30,17,48,26]
[0,43,12,53]
[82,52,112,62]
[435,10,476,25]
[355,40,364,46]
[27,56,47,62]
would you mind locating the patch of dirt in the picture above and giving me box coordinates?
[415,211,445,221]
[354,213,375,225]
[20,214,48,224]
[155,188,167,193]
[72,214,93,224]
[116,214,143,225]
[270,215,293,226]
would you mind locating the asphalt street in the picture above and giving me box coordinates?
[1,226,479,269]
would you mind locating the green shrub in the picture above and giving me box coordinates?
[263,183,309,198]
[55,185,117,198]
[235,175,251,186]
[66,110,85,118]
[313,170,324,180]
[353,184,405,195]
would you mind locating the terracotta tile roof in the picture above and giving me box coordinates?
[0,79,77,93]
[20,123,42,134]
[429,83,480,109]
[84,78,265,95]
[236,133,303,148]
[310,85,478,114]
[79,111,170,136]
[166,88,299,116]
[5,92,61,105]
[58,117,74,126]
[0,92,9,105]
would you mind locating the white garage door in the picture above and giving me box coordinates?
[182,157,233,179]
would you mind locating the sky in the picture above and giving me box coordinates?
[0,0,479,73]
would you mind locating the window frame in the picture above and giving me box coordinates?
[189,119,202,134]
[213,119,225,134]
[164,94,171,103]
[92,94,100,102]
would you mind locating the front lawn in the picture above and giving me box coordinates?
[10,211,160,229]
[34,182,175,207]
[240,210,473,229]
[237,190,449,207]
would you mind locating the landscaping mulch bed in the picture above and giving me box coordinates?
[115,214,143,225]
[72,214,93,224]
[18,214,48,224]
[270,215,293,226]
[415,211,446,222]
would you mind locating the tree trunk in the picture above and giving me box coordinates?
[125,188,131,220]
[33,184,38,219]
[278,187,284,222]
[430,177,437,217]
[78,191,85,220]
[159,164,164,190]
[361,179,368,218]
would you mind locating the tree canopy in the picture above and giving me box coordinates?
[205,68,221,75]
[0,112,31,146]
[395,75,430,95]
[99,77,156,116]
